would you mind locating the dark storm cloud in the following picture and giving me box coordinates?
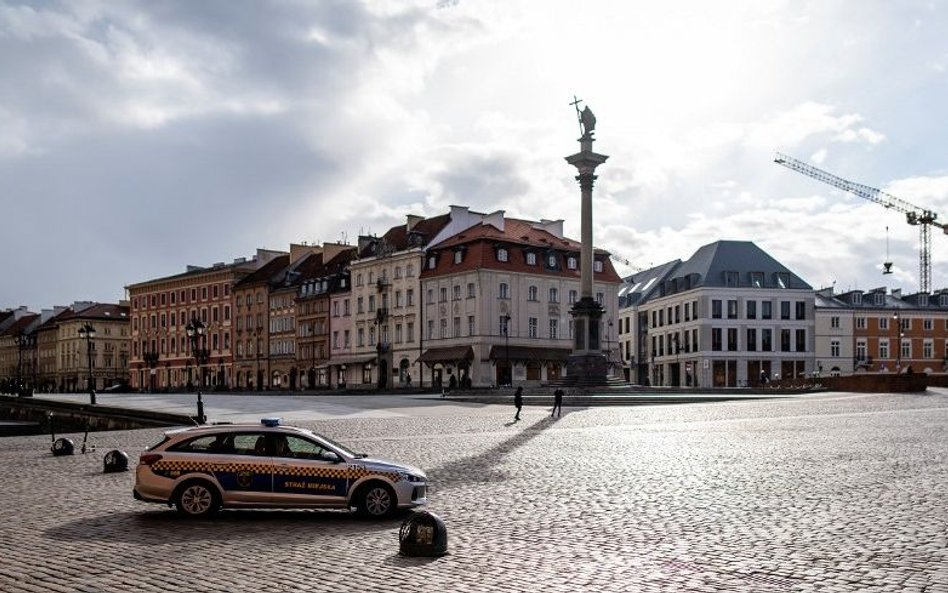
[0,0,440,309]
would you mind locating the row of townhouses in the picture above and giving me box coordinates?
[5,207,948,393]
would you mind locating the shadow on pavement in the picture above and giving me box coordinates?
[429,415,557,490]
[44,508,400,544]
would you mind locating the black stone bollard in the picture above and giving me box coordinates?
[51,438,75,456]
[399,510,448,557]
[103,450,129,473]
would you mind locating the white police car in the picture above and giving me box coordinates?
[133,418,427,518]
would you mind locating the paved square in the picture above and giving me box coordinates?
[1,390,946,592]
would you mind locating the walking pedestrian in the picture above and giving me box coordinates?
[513,385,523,421]
[552,388,563,417]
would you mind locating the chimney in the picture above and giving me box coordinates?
[891,288,902,300]
[483,210,505,232]
[406,214,424,231]
[536,218,565,239]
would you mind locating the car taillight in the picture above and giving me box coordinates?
[139,453,162,466]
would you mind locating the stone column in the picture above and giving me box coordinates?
[565,115,609,385]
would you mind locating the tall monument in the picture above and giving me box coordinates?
[565,98,609,384]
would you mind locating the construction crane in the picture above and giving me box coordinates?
[774,152,948,293]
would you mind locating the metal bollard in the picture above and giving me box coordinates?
[398,510,448,557]
[51,437,75,456]
[103,450,129,473]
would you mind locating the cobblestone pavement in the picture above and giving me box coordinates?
[1,390,946,592]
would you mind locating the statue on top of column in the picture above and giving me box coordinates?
[571,95,597,139]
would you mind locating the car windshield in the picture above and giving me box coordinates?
[303,430,362,458]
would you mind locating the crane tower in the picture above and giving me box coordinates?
[774,152,948,293]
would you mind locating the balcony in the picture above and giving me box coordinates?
[375,307,389,324]
[376,278,390,292]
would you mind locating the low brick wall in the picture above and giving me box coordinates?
[818,374,928,393]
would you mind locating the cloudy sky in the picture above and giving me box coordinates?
[3,0,948,310]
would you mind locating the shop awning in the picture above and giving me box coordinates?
[488,345,571,363]
[328,354,378,367]
[416,345,474,364]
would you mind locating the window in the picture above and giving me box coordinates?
[901,318,911,331]
[394,324,402,344]
[439,318,447,339]
[856,340,867,360]
[569,290,577,304]
[746,328,757,352]
[750,272,764,288]
[924,318,933,331]
[497,248,508,262]
[394,291,402,308]
[795,329,806,352]
[368,295,375,311]
[674,305,680,324]
[762,329,772,351]
[526,252,536,265]
[357,297,364,314]
[407,264,414,277]
[549,319,558,339]
[548,254,557,267]
[776,272,790,288]
[684,302,691,322]
[453,251,463,264]
[594,260,603,272]
[344,330,350,348]
[467,283,475,298]
[874,293,884,306]
[499,283,509,299]
[852,292,863,305]
[780,301,791,320]
[344,299,351,315]
[468,315,475,336]
[406,322,414,342]
[567,257,577,270]
[923,339,933,359]
[879,317,889,330]
[762,301,772,319]
[427,320,434,340]
[596,292,603,305]
[549,287,558,303]
[727,300,738,319]
[831,316,840,329]
[781,329,791,352]
[711,328,722,351]
[439,287,447,302]
[500,315,510,335]
[529,317,538,338]
[724,271,739,287]
[747,301,757,320]
[711,300,722,319]
[879,339,889,359]
[394,266,401,279]
[528,286,538,301]
[901,339,911,360]
[795,301,806,320]
[427,289,434,305]
[357,328,365,347]
[726,328,737,351]
[831,340,840,357]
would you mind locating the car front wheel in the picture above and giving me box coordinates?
[356,482,396,518]
[174,480,220,517]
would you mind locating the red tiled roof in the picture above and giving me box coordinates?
[359,213,452,257]
[70,303,130,321]
[421,218,622,283]
[2,314,39,336]
[234,255,290,289]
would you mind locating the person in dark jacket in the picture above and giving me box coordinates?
[552,388,563,417]
[513,386,523,421]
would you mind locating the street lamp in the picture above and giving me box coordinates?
[13,333,34,397]
[503,313,511,387]
[186,318,209,423]
[77,323,96,405]
[893,311,903,373]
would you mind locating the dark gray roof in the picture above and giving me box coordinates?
[619,240,812,307]
[672,240,811,290]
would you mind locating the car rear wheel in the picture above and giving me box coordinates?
[174,480,220,517]
[356,482,396,518]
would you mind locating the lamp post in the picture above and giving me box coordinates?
[143,345,159,393]
[77,324,96,405]
[13,333,34,397]
[186,318,209,423]
[503,313,511,386]
[893,311,903,373]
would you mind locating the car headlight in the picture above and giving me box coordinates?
[398,471,425,482]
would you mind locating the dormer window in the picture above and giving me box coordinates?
[548,254,557,268]
[775,272,790,289]
[454,251,463,264]
[428,255,437,269]
[940,294,948,307]
[750,272,764,288]
[593,260,603,273]
[567,257,577,270]
[852,292,863,305]
[724,271,739,287]
[497,248,509,262]
[526,252,537,265]
[874,293,884,306]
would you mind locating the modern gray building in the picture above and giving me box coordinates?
[617,240,815,387]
